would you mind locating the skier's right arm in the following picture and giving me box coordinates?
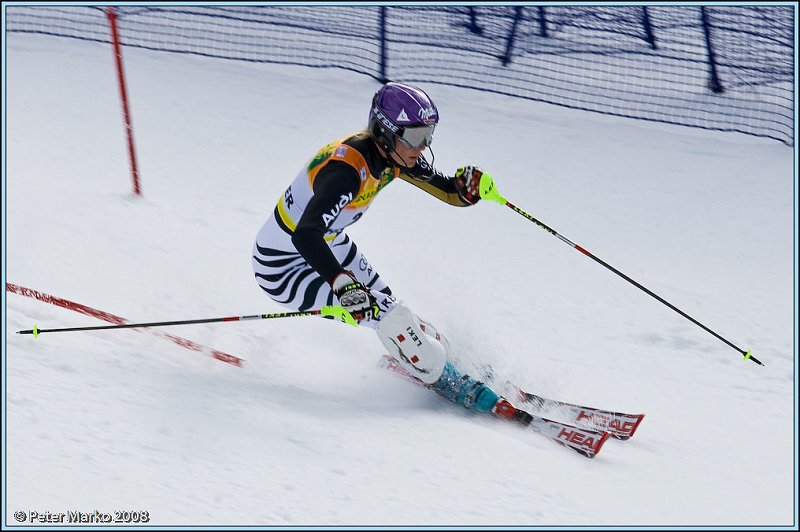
[291,161,360,284]
[399,157,484,206]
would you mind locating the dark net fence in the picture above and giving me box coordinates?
[7,5,794,145]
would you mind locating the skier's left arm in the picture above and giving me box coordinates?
[398,157,485,207]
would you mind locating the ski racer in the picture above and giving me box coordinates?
[252,82,515,416]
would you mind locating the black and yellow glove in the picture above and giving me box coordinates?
[331,270,381,322]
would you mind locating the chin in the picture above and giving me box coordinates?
[392,155,414,168]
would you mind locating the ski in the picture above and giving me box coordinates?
[500,381,645,441]
[380,355,610,458]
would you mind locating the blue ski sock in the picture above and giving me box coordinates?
[432,361,499,412]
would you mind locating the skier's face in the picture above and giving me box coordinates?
[391,140,425,168]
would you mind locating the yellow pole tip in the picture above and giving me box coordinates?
[321,306,358,327]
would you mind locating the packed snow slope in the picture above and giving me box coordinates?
[5,34,796,527]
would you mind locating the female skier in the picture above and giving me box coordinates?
[252,82,515,417]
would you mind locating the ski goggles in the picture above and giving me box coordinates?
[397,124,436,149]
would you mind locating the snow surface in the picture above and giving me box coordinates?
[4,34,797,528]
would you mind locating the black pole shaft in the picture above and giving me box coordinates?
[504,201,762,366]
[17,310,322,335]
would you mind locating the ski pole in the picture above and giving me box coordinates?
[17,305,357,337]
[478,173,762,366]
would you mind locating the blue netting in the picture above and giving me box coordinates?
[6,5,794,145]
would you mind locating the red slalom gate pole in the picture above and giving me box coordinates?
[7,283,244,367]
[106,6,141,196]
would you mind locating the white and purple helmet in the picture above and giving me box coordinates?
[368,82,439,153]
